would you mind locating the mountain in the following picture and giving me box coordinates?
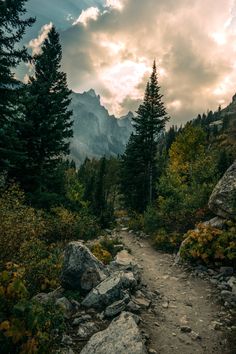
[70,89,134,165]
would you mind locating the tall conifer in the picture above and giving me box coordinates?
[121,61,168,211]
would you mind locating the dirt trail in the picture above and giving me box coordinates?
[120,230,230,354]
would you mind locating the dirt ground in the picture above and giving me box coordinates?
[120,230,234,354]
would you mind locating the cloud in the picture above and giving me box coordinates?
[73,7,100,26]
[28,22,53,55]
[58,0,236,123]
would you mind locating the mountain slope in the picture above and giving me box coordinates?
[70,90,134,165]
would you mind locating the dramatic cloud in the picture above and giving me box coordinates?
[28,22,53,55]
[73,7,100,26]
[26,0,236,124]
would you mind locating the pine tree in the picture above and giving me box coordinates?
[0,0,35,172]
[17,26,73,204]
[121,62,168,211]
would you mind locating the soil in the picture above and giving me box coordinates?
[120,230,234,354]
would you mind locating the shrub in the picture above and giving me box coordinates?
[180,223,236,266]
[0,185,46,265]
[46,207,100,242]
[18,239,63,296]
[128,213,144,231]
[90,243,112,264]
[0,263,64,354]
[152,229,183,252]
[100,236,122,257]
[143,205,161,235]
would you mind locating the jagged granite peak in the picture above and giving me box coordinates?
[70,90,134,165]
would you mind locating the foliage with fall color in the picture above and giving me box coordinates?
[180,223,236,266]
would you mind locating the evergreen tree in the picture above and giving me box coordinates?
[121,62,168,211]
[0,0,34,172]
[17,26,73,205]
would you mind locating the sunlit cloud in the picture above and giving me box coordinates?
[57,0,236,123]
[28,22,53,55]
[73,7,100,26]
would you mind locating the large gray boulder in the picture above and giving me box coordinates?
[209,161,236,220]
[80,312,147,354]
[82,271,137,310]
[61,242,107,292]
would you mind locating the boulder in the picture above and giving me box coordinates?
[61,242,107,292]
[209,161,236,220]
[202,216,227,229]
[33,287,64,304]
[80,312,147,354]
[82,271,137,310]
[104,293,130,318]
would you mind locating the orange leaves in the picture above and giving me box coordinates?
[180,223,236,266]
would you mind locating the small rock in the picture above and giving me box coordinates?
[77,322,98,339]
[133,297,151,309]
[61,335,73,346]
[104,296,129,318]
[219,267,234,277]
[180,326,192,333]
[212,321,223,330]
[56,297,72,318]
[126,300,141,314]
[162,302,169,309]
[148,349,157,354]
[190,331,201,340]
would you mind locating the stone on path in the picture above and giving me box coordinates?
[80,312,147,354]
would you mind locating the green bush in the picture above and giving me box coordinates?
[0,263,64,354]
[180,223,236,266]
[143,205,161,235]
[18,239,63,296]
[90,243,112,264]
[128,213,144,231]
[152,229,183,252]
[46,206,100,242]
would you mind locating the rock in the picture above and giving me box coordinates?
[104,294,130,318]
[203,217,227,229]
[56,297,73,318]
[208,161,236,220]
[180,326,192,333]
[126,300,141,314]
[190,331,201,340]
[77,321,98,339]
[162,302,169,309]
[219,267,234,276]
[33,287,64,304]
[72,314,92,326]
[228,276,236,295]
[212,321,223,330]
[61,335,73,346]
[80,312,147,354]
[114,250,136,267]
[57,348,75,354]
[221,290,236,305]
[148,349,157,354]
[61,242,107,292]
[82,271,137,310]
[133,297,151,309]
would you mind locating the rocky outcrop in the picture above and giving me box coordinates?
[209,161,236,220]
[61,242,108,292]
[80,312,147,354]
[82,271,137,310]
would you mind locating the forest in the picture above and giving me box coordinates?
[0,1,236,353]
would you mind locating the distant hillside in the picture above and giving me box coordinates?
[70,90,134,165]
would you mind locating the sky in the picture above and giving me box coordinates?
[22,0,236,124]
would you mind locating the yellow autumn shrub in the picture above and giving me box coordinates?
[0,185,46,264]
[180,223,236,266]
[90,243,112,264]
